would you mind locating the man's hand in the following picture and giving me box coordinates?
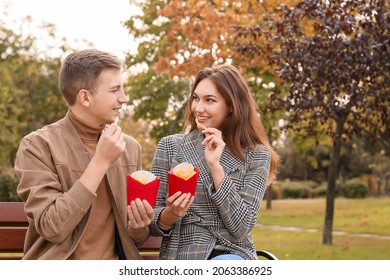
[95,123,126,166]
[127,198,154,230]
[79,123,126,193]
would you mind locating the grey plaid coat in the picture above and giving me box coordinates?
[149,129,271,260]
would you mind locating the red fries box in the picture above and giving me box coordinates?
[127,170,160,208]
[168,162,199,197]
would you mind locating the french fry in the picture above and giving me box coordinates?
[169,162,199,197]
[130,170,156,184]
[195,118,207,130]
[127,170,160,207]
[173,162,197,180]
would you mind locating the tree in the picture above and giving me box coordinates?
[124,0,294,141]
[233,0,389,244]
[0,14,69,167]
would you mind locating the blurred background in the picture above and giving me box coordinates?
[1,0,389,259]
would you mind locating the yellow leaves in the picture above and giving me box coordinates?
[154,56,171,76]
[152,0,298,78]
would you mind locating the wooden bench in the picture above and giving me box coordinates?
[0,202,160,260]
[0,202,277,260]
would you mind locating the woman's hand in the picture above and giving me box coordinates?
[158,192,194,231]
[201,127,225,166]
[166,191,194,217]
[201,127,226,191]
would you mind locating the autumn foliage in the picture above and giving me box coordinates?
[152,0,296,78]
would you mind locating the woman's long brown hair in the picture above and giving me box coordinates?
[184,64,279,186]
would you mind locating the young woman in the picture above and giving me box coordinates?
[149,64,279,260]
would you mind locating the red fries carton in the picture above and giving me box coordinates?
[168,162,199,197]
[127,170,160,208]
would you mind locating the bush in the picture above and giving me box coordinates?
[265,183,283,200]
[269,179,369,199]
[282,185,312,198]
[0,169,20,202]
[337,179,368,199]
[273,180,326,199]
[312,183,328,197]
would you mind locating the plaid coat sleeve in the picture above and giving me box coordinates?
[210,144,271,238]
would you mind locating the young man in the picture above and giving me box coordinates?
[14,49,153,259]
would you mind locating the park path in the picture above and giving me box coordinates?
[255,224,390,240]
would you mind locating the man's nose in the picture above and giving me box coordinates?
[118,90,129,103]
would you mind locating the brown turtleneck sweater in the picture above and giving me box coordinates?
[68,110,118,260]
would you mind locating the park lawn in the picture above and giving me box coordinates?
[253,227,390,260]
[253,197,390,260]
[257,197,390,235]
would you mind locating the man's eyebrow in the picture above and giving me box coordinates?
[110,84,121,90]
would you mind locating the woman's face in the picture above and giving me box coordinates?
[191,78,230,130]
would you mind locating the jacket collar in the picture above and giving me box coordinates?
[60,110,88,152]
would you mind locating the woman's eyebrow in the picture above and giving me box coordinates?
[193,92,218,98]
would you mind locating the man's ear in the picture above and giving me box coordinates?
[77,89,91,107]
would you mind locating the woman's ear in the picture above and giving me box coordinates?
[77,89,91,107]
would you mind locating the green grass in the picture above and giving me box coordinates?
[253,197,390,260]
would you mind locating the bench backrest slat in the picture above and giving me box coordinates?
[0,202,28,225]
[0,228,27,252]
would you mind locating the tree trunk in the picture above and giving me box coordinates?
[168,101,187,135]
[322,118,344,245]
[266,184,273,210]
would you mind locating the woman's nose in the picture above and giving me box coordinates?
[194,101,205,112]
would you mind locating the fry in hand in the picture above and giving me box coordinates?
[195,118,207,130]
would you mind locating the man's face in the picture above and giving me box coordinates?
[86,68,129,127]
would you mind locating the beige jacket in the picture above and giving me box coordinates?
[15,112,146,259]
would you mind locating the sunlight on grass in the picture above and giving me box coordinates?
[258,197,390,235]
[253,228,390,260]
[254,197,390,260]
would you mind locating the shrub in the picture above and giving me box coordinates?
[312,183,328,197]
[337,179,368,199]
[282,185,312,198]
[265,183,283,200]
[0,169,20,202]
